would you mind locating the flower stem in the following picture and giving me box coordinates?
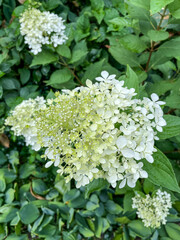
[59,56,84,86]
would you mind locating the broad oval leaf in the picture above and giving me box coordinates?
[30,50,58,67]
[46,68,73,86]
[142,148,180,193]
[158,115,180,139]
[109,46,141,68]
[19,203,40,224]
[84,179,109,198]
[148,30,169,41]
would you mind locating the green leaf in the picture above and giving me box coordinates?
[90,0,104,10]
[86,201,99,211]
[69,40,88,65]
[18,68,30,85]
[165,94,180,109]
[76,213,94,237]
[143,179,156,194]
[0,205,18,223]
[75,14,90,42]
[12,5,26,17]
[19,163,36,179]
[90,0,105,24]
[0,151,7,165]
[62,232,76,240]
[128,220,152,238]
[150,0,174,15]
[79,227,94,238]
[104,8,119,24]
[46,68,73,86]
[54,175,70,195]
[158,115,180,139]
[84,179,109,198]
[19,203,40,224]
[158,38,180,58]
[0,175,6,192]
[5,188,15,204]
[43,0,62,10]
[109,46,141,67]
[30,50,58,67]
[128,0,150,10]
[34,224,56,237]
[63,189,80,202]
[125,65,139,94]
[117,35,147,53]
[6,234,28,240]
[123,191,134,212]
[0,169,16,184]
[165,223,180,240]
[116,216,131,224]
[82,59,105,83]
[32,214,44,232]
[148,30,169,41]
[126,2,150,20]
[94,217,103,238]
[142,148,180,193]
[32,179,48,195]
[2,78,20,90]
[108,17,132,28]
[105,200,123,214]
[0,85,3,99]
[56,45,71,59]
[0,102,5,116]
[151,230,159,240]
[168,0,180,19]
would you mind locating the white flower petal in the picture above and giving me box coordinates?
[127,178,136,188]
[121,148,135,158]
[158,118,166,126]
[157,101,165,105]
[108,74,116,79]
[140,170,148,178]
[101,71,109,79]
[45,161,53,168]
[86,79,93,88]
[119,179,126,188]
[145,154,154,163]
[156,125,163,132]
[54,159,60,166]
[151,93,159,102]
[147,114,154,119]
[95,77,104,81]
[116,136,127,149]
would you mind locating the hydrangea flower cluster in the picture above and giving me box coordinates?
[132,190,172,228]
[5,97,46,151]
[19,8,67,54]
[5,71,166,189]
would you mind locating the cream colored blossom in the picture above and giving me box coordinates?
[5,71,166,189]
[19,8,67,54]
[132,190,172,228]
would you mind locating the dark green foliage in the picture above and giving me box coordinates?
[0,0,180,239]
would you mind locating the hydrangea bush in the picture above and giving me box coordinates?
[0,0,180,239]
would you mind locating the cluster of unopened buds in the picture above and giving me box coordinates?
[5,71,166,189]
[19,7,67,54]
[132,190,172,228]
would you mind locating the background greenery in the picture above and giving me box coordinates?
[0,0,180,239]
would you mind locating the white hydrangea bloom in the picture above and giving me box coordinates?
[5,71,166,189]
[132,190,172,228]
[19,8,67,54]
[5,97,46,150]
